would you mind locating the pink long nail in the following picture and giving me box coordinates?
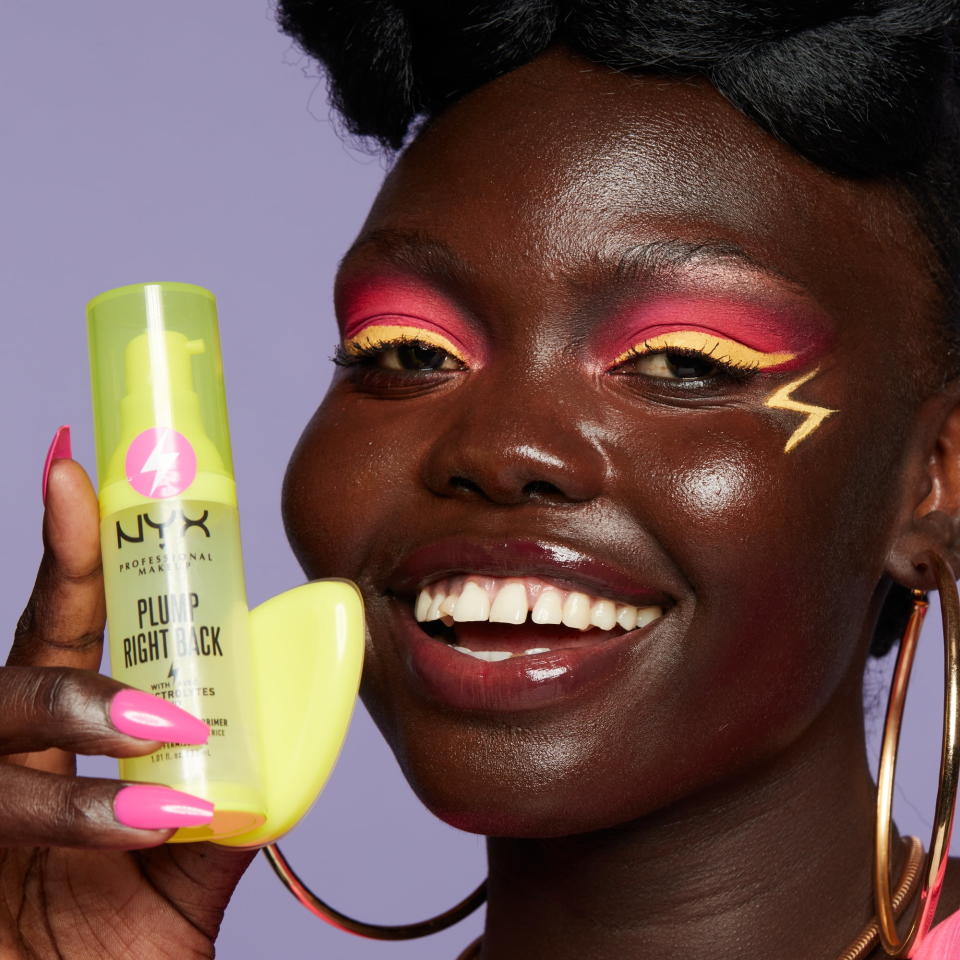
[114,785,214,830]
[110,689,209,744]
[41,425,72,505]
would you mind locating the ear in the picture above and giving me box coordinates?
[887,386,960,590]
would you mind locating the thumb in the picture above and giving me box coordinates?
[10,455,105,673]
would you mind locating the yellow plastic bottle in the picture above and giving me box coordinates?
[88,282,264,841]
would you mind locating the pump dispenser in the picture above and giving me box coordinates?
[89,282,264,841]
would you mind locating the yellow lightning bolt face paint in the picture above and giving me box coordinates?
[343,323,468,366]
[612,330,796,371]
[764,367,838,453]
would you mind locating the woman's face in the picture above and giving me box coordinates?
[283,48,942,835]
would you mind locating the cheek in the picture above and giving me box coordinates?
[649,420,873,639]
[597,416,891,785]
[282,394,417,578]
[647,438,837,677]
[666,453,752,522]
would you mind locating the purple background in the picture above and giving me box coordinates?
[0,3,951,957]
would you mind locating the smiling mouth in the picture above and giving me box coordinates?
[414,575,665,661]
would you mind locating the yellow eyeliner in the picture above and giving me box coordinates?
[765,368,838,452]
[613,330,796,370]
[343,324,467,364]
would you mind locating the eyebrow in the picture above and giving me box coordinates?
[341,228,811,300]
[340,229,478,287]
[608,238,808,294]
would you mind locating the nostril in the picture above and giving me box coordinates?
[445,475,565,503]
[449,476,485,497]
[522,480,564,500]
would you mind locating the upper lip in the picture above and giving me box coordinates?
[385,536,674,608]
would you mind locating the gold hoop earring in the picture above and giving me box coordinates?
[875,551,960,958]
[262,842,486,940]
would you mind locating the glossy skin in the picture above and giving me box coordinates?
[282,49,960,958]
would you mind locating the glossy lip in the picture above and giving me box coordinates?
[384,537,674,713]
[386,537,673,608]
[397,599,664,713]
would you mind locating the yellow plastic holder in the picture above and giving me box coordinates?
[204,579,365,847]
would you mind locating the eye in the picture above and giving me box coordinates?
[631,350,724,380]
[608,331,796,384]
[378,341,463,371]
[335,323,469,375]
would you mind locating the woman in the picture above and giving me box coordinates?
[3,1,960,957]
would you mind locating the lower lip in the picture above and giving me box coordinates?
[397,605,658,712]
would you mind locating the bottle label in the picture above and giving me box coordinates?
[125,427,197,499]
[101,499,260,794]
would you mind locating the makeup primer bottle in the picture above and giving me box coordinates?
[88,282,265,842]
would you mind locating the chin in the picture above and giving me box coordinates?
[360,684,670,839]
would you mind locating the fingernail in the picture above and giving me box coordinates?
[114,785,214,830]
[110,689,210,744]
[41,425,72,505]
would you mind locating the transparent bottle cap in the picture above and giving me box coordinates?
[87,282,236,514]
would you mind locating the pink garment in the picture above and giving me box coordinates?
[914,910,960,959]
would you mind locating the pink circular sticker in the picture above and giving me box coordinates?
[125,427,197,499]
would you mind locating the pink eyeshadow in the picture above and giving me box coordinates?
[599,297,832,367]
[339,278,483,361]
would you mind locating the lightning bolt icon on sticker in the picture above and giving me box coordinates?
[125,427,197,498]
[141,432,182,496]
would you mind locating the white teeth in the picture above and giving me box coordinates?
[531,589,563,624]
[439,593,459,616]
[636,606,661,627]
[590,599,617,630]
[454,580,491,622]
[473,650,513,662]
[489,581,529,623]
[561,592,591,630]
[415,580,666,633]
[453,646,514,661]
[426,592,445,621]
[452,645,551,660]
[616,604,638,631]
[415,590,432,622]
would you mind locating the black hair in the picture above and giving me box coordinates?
[276,0,960,657]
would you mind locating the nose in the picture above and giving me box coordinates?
[419,382,608,506]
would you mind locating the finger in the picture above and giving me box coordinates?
[0,767,213,850]
[0,666,209,759]
[10,458,105,675]
[10,457,105,775]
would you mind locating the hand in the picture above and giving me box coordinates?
[0,452,256,959]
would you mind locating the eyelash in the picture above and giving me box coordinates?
[331,339,466,369]
[332,342,383,367]
[333,334,766,385]
[614,340,761,382]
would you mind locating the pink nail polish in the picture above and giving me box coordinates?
[114,785,214,830]
[110,689,210,744]
[41,425,72,505]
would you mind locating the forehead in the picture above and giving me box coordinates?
[353,47,933,340]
